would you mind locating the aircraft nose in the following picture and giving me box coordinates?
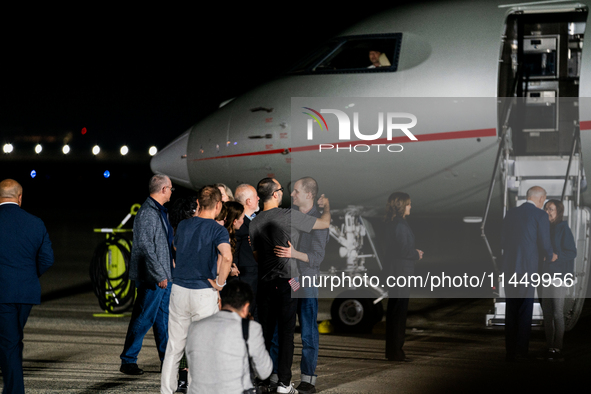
[150,129,192,189]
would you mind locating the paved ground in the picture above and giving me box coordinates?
[4,292,591,393]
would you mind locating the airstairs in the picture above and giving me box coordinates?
[483,4,590,329]
[483,129,591,329]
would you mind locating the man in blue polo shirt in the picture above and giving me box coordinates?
[160,185,232,394]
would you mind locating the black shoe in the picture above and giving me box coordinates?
[547,348,565,362]
[296,381,316,394]
[176,380,188,393]
[254,378,274,393]
[120,363,144,375]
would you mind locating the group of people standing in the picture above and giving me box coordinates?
[118,174,330,394]
[0,176,576,394]
[381,186,576,364]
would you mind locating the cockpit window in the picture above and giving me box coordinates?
[289,33,402,74]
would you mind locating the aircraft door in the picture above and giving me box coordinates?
[498,6,588,156]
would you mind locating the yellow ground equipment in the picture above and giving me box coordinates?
[90,204,140,316]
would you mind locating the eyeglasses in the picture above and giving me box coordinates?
[274,187,284,194]
[165,186,175,192]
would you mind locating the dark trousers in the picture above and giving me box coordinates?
[385,293,409,360]
[0,303,33,394]
[505,285,535,358]
[120,280,171,365]
[258,278,297,386]
[238,268,258,321]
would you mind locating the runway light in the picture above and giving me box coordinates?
[120,145,129,156]
[92,145,100,155]
[62,145,70,154]
[3,144,13,153]
[81,127,87,135]
[149,146,158,156]
[35,144,42,154]
[103,170,110,178]
[30,170,37,178]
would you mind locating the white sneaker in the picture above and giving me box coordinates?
[276,382,298,394]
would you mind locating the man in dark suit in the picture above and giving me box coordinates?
[502,185,555,361]
[234,183,260,319]
[0,179,54,394]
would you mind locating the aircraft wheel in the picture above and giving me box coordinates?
[331,293,376,333]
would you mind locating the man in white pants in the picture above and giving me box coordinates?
[161,186,232,394]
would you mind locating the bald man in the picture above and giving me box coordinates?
[234,184,260,319]
[0,179,54,394]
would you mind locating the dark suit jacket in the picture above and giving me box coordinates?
[0,203,54,304]
[543,220,576,275]
[235,216,258,271]
[384,217,420,278]
[502,202,553,275]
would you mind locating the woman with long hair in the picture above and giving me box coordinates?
[384,192,423,361]
[223,201,245,256]
[542,199,576,361]
[218,201,244,279]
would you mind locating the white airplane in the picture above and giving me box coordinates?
[151,0,591,332]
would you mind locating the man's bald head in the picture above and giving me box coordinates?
[0,179,23,205]
[235,183,259,217]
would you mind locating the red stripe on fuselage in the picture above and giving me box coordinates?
[191,127,497,162]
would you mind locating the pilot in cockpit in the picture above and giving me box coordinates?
[368,49,391,69]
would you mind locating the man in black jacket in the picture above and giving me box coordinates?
[234,183,260,319]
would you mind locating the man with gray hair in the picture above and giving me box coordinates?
[234,183,260,319]
[120,174,175,375]
[502,185,556,361]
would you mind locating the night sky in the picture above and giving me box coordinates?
[0,3,408,213]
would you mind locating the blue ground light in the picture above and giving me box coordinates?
[30,170,36,178]
[103,170,110,178]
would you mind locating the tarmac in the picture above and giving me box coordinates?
[4,291,591,393]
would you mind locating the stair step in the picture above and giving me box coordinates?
[514,156,580,177]
[518,178,573,197]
